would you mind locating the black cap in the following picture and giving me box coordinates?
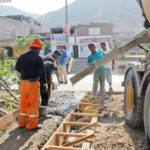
[54,50,61,56]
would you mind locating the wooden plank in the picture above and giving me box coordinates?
[0,109,19,131]
[0,80,19,102]
[79,103,105,109]
[70,29,150,85]
[56,132,87,137]
[64,122,91,127]
[2,97,20,105]
[45,145,87,150]
[64,134,96,147]
[71,112,104,118]
[74,122,100,133]
[42,110,73,150]
[82,117,98,149]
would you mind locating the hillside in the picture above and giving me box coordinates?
[0,5,39,19]
[38,0,145,40]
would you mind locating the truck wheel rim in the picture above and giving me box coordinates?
[126,82,133,115]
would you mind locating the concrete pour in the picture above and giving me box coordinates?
[47,91,86,116]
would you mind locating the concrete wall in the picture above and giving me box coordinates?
[76,23,113,36]
[0,16,42,40]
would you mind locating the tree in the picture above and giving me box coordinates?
[13,35,35,50]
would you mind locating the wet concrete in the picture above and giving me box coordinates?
[47,91,86,116]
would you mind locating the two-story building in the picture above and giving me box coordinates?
[50,23,114,58]
[69,23,114,58]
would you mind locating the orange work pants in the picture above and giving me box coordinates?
[18,80,40,129]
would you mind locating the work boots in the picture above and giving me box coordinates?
[39,107,52,119]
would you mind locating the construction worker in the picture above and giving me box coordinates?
[101,42,114,92]
[15,39,47,130]
[57,46,68,84]
[44,50,61,83]
[87,43,106,101]
[40,50,61,118]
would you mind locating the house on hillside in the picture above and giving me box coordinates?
[0,15,42,40]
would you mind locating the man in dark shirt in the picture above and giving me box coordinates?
[40,61,55,118]
[40,50,61,118]
[44,50,61,83]
[15,39,47,130]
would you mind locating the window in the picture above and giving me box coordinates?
[89,28,100,35]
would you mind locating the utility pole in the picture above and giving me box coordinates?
[65,0,69,49]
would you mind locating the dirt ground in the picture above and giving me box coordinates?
[0,92,148,150]
[0,91,85,150]
[92,94,147,150]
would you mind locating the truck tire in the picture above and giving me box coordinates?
[144,83,150,148]
[124,69,144,128]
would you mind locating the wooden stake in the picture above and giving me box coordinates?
[56,133,60,146]
[2,97,19,105]
[0,80,19,102]
[74,122,100,133]
[45,146,88,150]
[64,133,96,147]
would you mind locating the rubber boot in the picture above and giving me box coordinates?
[39,107,52,119]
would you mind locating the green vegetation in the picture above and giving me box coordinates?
[0,58,19,89]
[13,35,35,50]
[4,101,13,109]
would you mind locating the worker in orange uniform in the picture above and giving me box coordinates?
[15,39,47,130]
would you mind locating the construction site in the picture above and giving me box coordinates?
[0,0,150,150]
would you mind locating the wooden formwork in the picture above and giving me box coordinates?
[42,92,106,150]
[0,108,19,131]
[0,97,19,131]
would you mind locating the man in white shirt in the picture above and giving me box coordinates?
[100,42,114,92]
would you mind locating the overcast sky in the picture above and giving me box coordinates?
[2,0,76,15]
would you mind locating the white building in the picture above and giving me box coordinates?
[68,35,114,58]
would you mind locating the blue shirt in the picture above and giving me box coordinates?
[57,50,67,65]
[87,50,106,73]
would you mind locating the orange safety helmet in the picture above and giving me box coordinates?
[29,38,43,49]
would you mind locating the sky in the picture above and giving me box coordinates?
[2,0,76,15]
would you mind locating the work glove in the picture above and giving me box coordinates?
[42,83,48,93]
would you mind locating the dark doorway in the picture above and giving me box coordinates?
[73,45,79,58]
[4,47,13,57]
